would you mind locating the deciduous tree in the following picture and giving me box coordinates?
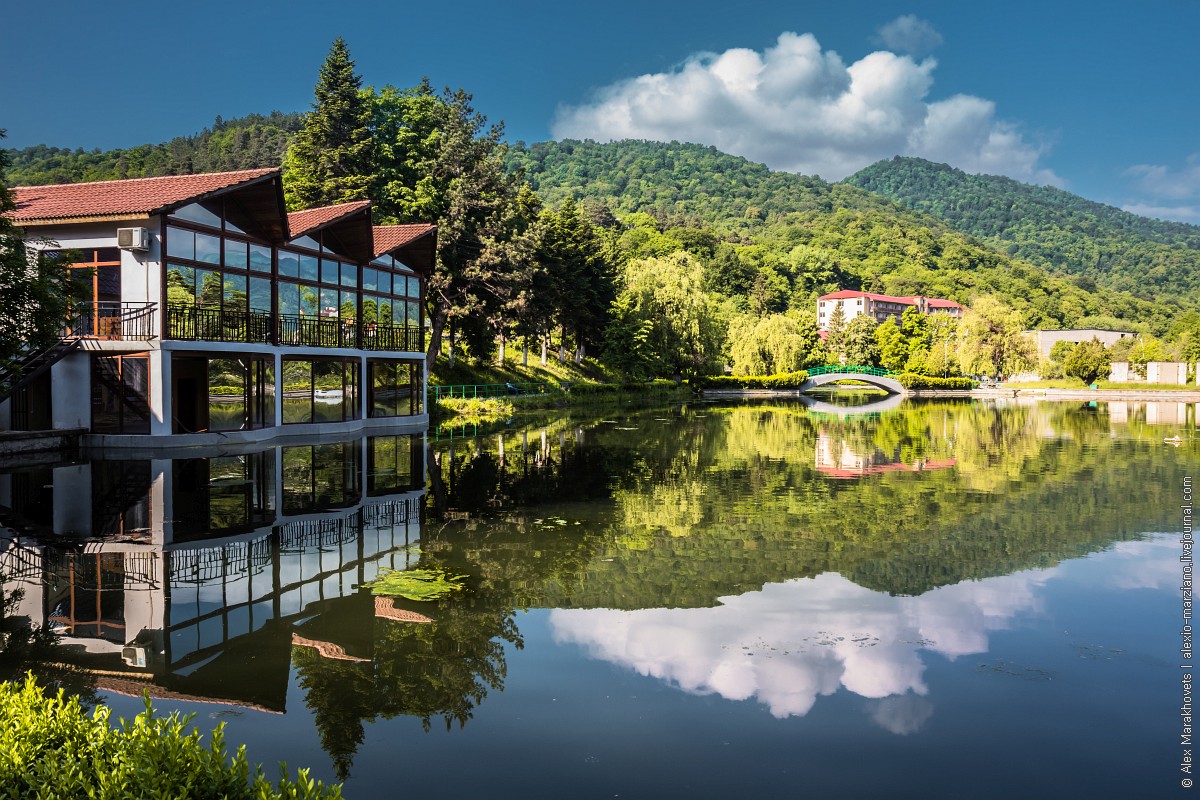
[957,296,1037,378]
[1064,338,1111,385]
[0,133,76,370]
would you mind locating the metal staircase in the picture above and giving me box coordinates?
[0,339,82,405]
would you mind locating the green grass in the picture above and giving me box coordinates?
[431,354,618,387]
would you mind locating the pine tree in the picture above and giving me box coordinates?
[282,38,374,210]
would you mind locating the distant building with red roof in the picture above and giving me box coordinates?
[2,168,437,445]
[816,290,965,331]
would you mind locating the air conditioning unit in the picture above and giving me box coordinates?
[121,645,148,668]
[117,226,150,251]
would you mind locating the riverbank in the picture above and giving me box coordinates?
[701,387,1200,402]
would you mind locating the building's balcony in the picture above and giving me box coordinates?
[68,302,158,341]
[165,303,423,352]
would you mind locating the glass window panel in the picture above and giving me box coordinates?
[166,264,196,305]
[362,296,379,326]
[299,284,319,317]
[378,271,392,297]
[249,243,272,273]
[340,292,357,322]
[379,300,392,326]
[223,273,247,311]
[290,235,320,250]
[170,203,221,228]
[407,277,421,298]
[313,361,344,422]
[223,239,248,269]
[257,359,275,428]
[196,270,222,307]
[319,288,339,319]
[362,268,378,293]
[320,258,339,285]
[225,217,246,235]
[372,256,391,267]
[281,360,312,424]
[278,250,299,278]
[407,301,420,327]
[392,302,405,326]
[345,361,359,420]
[195,232,221,265]
[208,358,247,432]
[277,282,299,316]
[166,227,195,260]
[340,264,357,288]
[299,254,319,282]
[249,277,272,313]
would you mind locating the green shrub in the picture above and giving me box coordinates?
[896,373,975,390]
[699,371,810,390]
[0,675,341,799]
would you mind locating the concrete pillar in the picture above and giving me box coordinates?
[149,349,171,436]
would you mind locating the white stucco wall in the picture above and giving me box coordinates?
[51,352,90,430]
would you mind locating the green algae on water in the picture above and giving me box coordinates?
[364,568,468,601]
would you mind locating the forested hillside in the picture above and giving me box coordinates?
[508,139,1178,330]
[845,156,1200,305]
[5,112,303,185]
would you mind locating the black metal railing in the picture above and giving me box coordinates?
[361,324,423,352]
[277,314,357,348]
[166,304,273,343]
[68,302,158,340]
[165,303,424,352]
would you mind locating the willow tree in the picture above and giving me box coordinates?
[728,313,822,375]
[604,252,728,379]
[958,296,1037,378]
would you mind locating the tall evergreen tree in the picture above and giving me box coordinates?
[283,38,374,209]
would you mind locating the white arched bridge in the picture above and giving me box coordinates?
[800,366,905,395]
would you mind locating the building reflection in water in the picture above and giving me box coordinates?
[0,433,425,712]
[814,429,956,478]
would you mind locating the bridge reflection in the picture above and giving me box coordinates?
[798,392,906,415]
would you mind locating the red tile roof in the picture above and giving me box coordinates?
[287,201,371,238]
[7,168,279,223]
[818,289,963,310]
[820,289,895,301]
[373,223,436,257]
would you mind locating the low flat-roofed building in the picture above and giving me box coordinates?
[1025,329,1133,359]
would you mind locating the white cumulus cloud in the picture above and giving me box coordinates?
[549,567,1054,720]
[552,31,1060,184]
[874,15,944,57]
[1121,155,1200,223]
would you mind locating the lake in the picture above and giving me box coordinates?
[0,398,1192,798]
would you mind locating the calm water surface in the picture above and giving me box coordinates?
[0,398,1193,799]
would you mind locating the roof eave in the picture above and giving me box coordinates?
[12,213,153,227]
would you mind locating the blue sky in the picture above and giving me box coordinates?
[3,1,1198,220]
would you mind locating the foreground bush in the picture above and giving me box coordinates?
[699,371,810,390]
[0,675,341,799]
[897,373,975,390]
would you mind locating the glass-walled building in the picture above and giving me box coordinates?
[1,169,435,446]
